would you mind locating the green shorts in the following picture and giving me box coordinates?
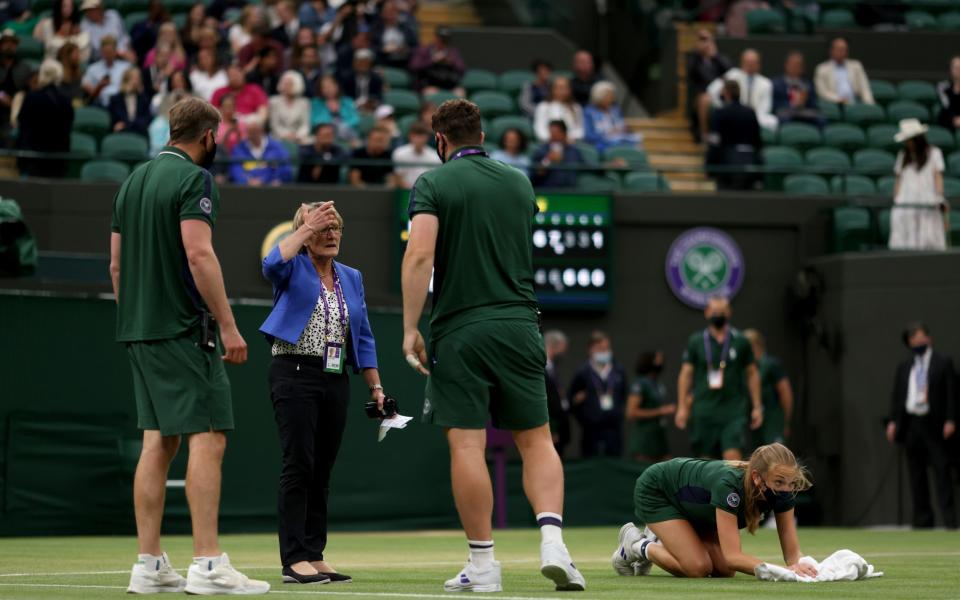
[422,319,548,430]
[689,414,746,457]
[127,332,234,436]
[633,463,685,526]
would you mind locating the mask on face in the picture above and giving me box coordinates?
[911,344,928,356]
[1,49,15,60]
[759,478,794,510]
[651,364,664,376]
[592,350,612,366]
[708,314,728,328]
[199,134,218,171]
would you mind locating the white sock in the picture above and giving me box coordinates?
[193,556,223,571]
[138,554,163,572]
[468,540,495,570]
[536,512,564,545]
[632,539,655,561]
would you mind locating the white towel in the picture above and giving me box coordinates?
[754,549,884,582]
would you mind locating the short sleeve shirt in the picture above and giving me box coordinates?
[111,146,219,342]
[681,328,755,420]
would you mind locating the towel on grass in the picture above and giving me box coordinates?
[755,549,884,582]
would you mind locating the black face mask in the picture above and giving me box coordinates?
[911,344,928,355]
[651,364,664,375]
[199,136,218,171]
[760,478,794,510]
[708,314,728,328]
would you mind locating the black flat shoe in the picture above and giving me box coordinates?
[281,566,330,584]
[320,572,352,583]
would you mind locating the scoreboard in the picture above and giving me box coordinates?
[395,191,612,310]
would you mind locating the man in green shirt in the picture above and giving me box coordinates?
[401,99,585,593]
[110,97,268,595]
[743,329,793,448]
[676,297,762,460]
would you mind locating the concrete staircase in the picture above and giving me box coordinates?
[416,0,482,45]
[626,112,715,192]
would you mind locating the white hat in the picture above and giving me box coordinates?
[375,104,395,120]
[79,0,102,10]
[894,118,929,143]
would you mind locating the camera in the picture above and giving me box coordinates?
[365,395,398,419]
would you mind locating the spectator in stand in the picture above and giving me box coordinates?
[239,23,284,77]
[150,69,192,114]
[815,37,874,106]
[129,0,168,63]
[338,47,383,112]
[148,88,188,156]
[190,47,227,102]
[246,46,282,96]
[271,0,299,47]
[311,74,359,144]
[417,101,437,134]
[706,80,763,191]
[534,76,584,143]
[229,5,263,54]
[708,48,777,132]
[145,23,187,73]
[34,0,91,64]
[143,44,176,101]
[724,0,769,38]
[370,0,418,69]
[772,51,823,127]
[212,63,268,123]
[392,121,441,188]
[55,41,84,106]
[299,0,335,31]
[568,330,628,458]
[230,118,294,186]
[519,59,553,118]
[194,26,230,72]
[108,66,151,136]
[180,2,207,60]
[0,30,33,145]
[298,122,347,184]
[269,71,311,145]
[349,124,394,187]
[79,0,132,62]
[584,80,641,154]
[686,28,732,143]
[530,120,584,189]
[294,45,322,99]
[570,50,600,106]
[288,27,316,68]
[215,93,246,157]
[409,26,465,96]
[0,1,26,25]
[889,119,947,251]
[375,103,401,147]
[17,59,73,178]
[490,127,531,173]
[81,35,130,106]
[936,56,960,133]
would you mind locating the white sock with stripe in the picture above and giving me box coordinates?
[468,540,495,570]
[536,512,564,545]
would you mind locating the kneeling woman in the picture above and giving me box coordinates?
[612,443,817,579]
[261,201,384,584]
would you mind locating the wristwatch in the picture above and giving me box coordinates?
[370,384,384,392]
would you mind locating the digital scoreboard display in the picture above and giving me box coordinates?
[395,192,612,310]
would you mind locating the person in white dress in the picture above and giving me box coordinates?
[534,77,585,143]
[889,118,947,251]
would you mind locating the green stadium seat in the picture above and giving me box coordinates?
[926,125,955,152]
[80,159,130,182]
[820,7,856,27]
[171,13,187,28]
[944,176,960,197]
[574,143,600,166]
[784,174,829,195]
[887,100,930,124]
[878,208,891,243]
[279,140,299,168]
[123,11,147,31]
[824,123,867,151]
[778,122,822,150]
[624,171,665,192]
[898,80,938,104]
[497,70,534,95]
[762,145,804,191]
[832,206,872,252]
[844,103,886,127]
[15,36,43,61]
[831,174,877,195]
[905,9,938,29]
[31,0,55,12]
[356,112,375,136]
[70,132,97,157]
[603,147,648,168]
[877,175,897,196]
[381,66,411,89]
[397,114,418,139]
[761,127,776,145]
[745,8,786,33]
[805,146,851,171]
[469,91,514,117]
[100,133,149,161]
[118,0,150,16]
[489,115,534,144]
[461,69,497,93]
[938,11,960,30]
[949,209,960,246]
[853,148,896,174]
[819,100,842,122]
[383,89,421,115]
[72,106,111,140]
[164,0,195,14]
[947,150,960,176]
[576,173,620,192]
[869,80,899,105]
[425,90,459,106]
[866,123,899,152]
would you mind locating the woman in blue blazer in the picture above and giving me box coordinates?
[260,201,383,585]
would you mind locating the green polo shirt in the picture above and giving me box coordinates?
[111,146,219,342]
[407,145,539,341]
[682,328,755,421]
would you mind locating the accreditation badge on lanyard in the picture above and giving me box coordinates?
[704,329,731,390]
[321,267,348,374]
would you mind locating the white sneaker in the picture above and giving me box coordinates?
[184,553,270,595]
[443,559,502,593]
[631,527,656,576]
[642,525,659,543]
[611,522,644,576]
[127,552,187,593]
[540,542,585,591]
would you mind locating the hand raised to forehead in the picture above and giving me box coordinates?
[303,202,339,232]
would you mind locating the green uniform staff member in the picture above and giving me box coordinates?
[110,96,269,595]
[743,329,793,448]
[676,296,762,460]
[611,443,817,579]
[625,351,675,463]
[401,99,585,593]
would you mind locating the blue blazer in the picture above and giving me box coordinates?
[259,246,378,373]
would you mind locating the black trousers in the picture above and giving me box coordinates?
[904,416,957,529]
[580,421,623,458]
[269,355,350,566]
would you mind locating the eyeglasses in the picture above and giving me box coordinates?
[317,225,343,236]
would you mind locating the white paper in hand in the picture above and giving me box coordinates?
[378,414,413,442]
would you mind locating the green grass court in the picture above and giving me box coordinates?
[0,527,957,599]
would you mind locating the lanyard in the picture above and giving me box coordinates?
[319,264,347,339]
[590,367,615,396]
[448,147,487,162]
[915,356,928,389]
[704,329,732,370]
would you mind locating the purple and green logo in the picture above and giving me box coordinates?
[665,227,745,309]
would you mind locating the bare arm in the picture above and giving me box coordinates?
[400,213,438,375]
[935,169,944,198]
[626,392,672,420]
[675,362,694,429]
[181,220,247,364]
[775,508,804,566]
[747,363,763,429]
[362,367,386,409]
[716,509,764,576]
[109,232,121,301]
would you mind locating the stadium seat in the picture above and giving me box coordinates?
[383,89,420,115]
[469,91,515,117]
[778,122,822,150]
[897,80,938,104]
[123,11,147,31]
[574,143,600,166]
[823,123,866,151]
[877,208,891,243]
[869,80,899,105]
[866,124,899,152]
[15,36,43,62]
[623,171,668,192]
[165,0,194,15]
[397,114,418,140]
[425,90,459,106]
[356,112,375,136]
[381,66,411,89]
[497,70,534,95]
[31,0,55,12]
[100,133,149,161]
[80,159,130,183]
[853,148,896,174]
[926,125,956,152]
[820,7,856,27]
[603,147,648,168]
[831,174,877,195]
[784,173,830,195]
[938,11,960,30]
[761,127,776,146]
[905,9,938,29]
[489,115,534,144]
[70,132,97,157]
[947,151,960,176]
[576,173,620,192]
[461,69,498,93]
[832,206,872,252]
[944,176,960,198]
[819,100,842,122]
[843,103,886,127]
[118,0,150,16]
[279,140,299,168]
[762,145,803,190]
[805,146,851,171]
[745,8,786,33]
[72,106,111,141]
[887,100,930,124]
[877,175,897,196]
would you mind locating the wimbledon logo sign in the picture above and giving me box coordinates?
[665,227,745,309]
